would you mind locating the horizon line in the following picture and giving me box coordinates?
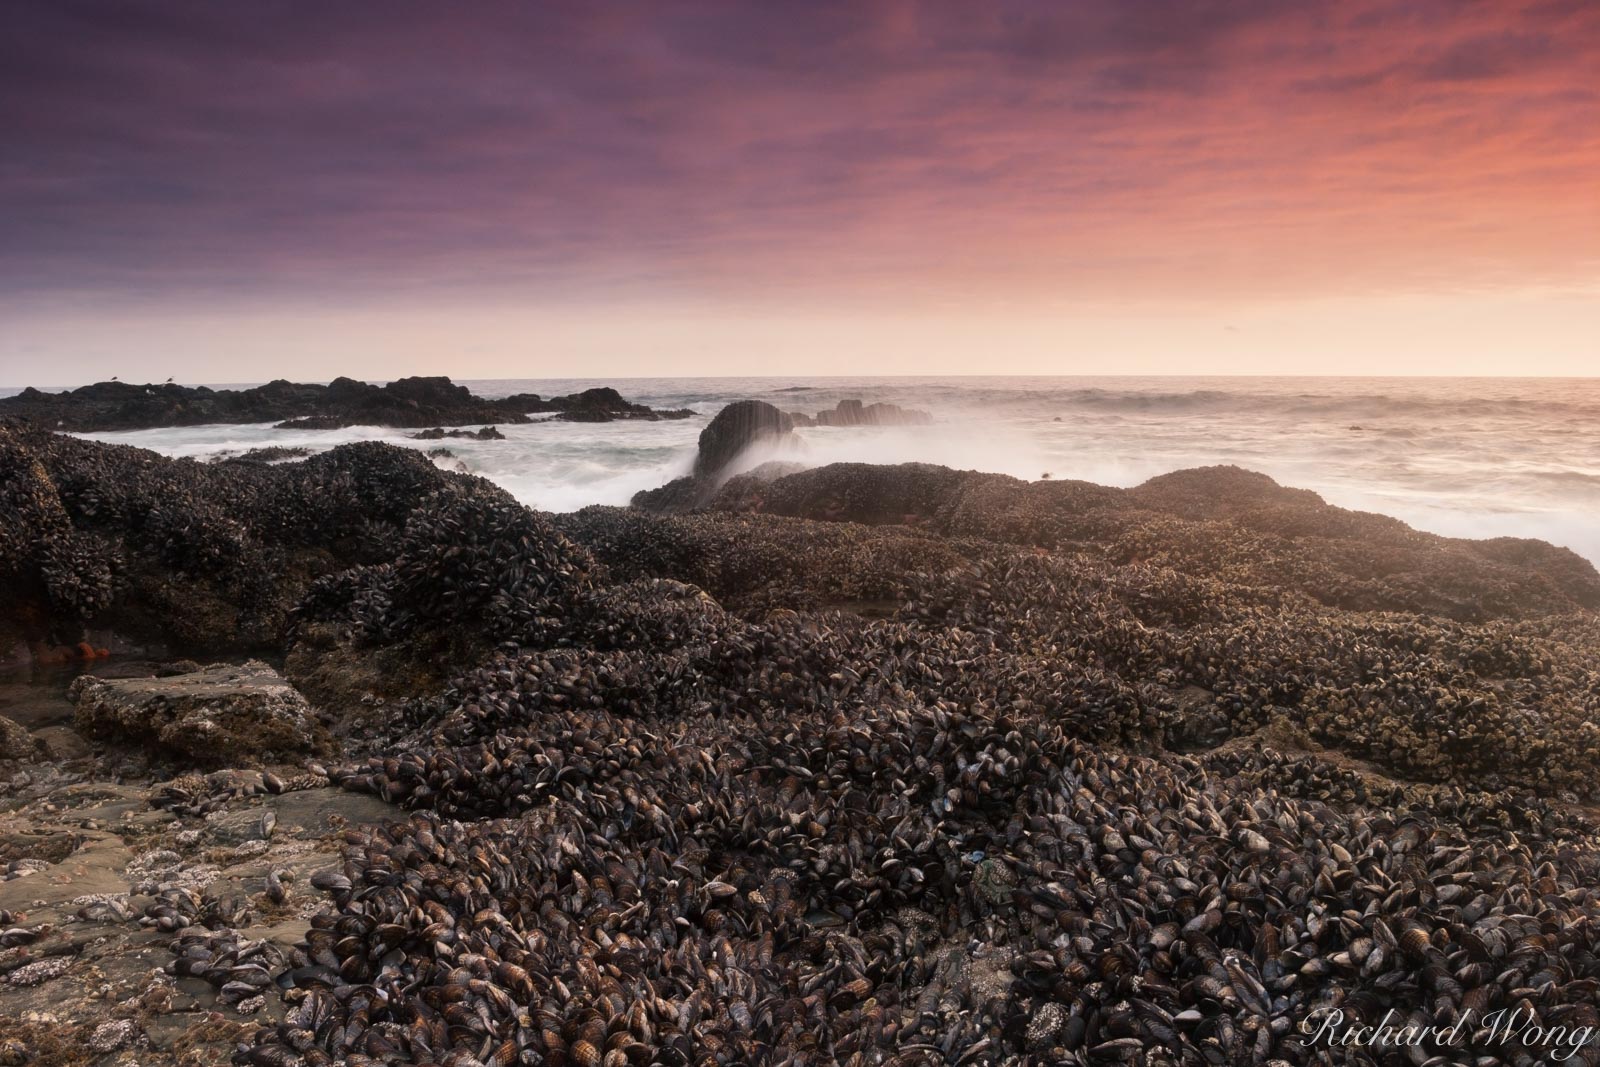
[7,371,1600,391]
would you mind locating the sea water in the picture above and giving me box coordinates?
[45,376,1600,566]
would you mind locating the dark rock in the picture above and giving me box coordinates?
[284,480,598,717]
[506,386,695,423]
[632,401,799,512]
[629,474,711,513]
[0,376,690,432]
[32,725,91,760]
[710,460,979,526]
[693,400,795,479]
[548,408,617,423]
[380,375,471,406]
[271,414,346,430]
[408,426,504,441]
[633,399,933,513]
[0,423,116,649]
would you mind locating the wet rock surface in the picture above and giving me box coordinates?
[0,757,402,1067]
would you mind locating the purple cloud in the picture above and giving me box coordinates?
[1,0,1595,307]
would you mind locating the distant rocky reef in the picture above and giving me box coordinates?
[787,397,932,428]
[408,425,505,441]
[0,376,694,432]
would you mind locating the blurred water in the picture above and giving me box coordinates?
[62,376,1600,564]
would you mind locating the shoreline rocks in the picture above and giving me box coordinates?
[519,385,694,423]
[0,422,499,656]
[0,376,695,432]
[3,401,1600,1064]
[0,748,404,1067]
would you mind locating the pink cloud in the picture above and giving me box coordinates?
[0,0,1594,308]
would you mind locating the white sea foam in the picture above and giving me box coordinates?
[63,375,1600,565]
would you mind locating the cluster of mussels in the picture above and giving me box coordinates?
[229,454,1600,1066]
[547,506,1600,796]
[0,424,116,645]
[290,484,597,655]
[8,423,1599,1064]
[241,703,1600,1066]
[701,462,1600,622]
[1,422,478,652]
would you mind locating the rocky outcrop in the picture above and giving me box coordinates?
[284,482,598,718]
[10,381,1600,1067]
[513,386,694,423]
[700,461,1600,620]
[0,714,42,761]
[787,398,932,428]
[632,399,936,513]
[0,376,694,432]
[408,425,505,440]
[0,423,116,650]
[212,446,312,465]
[9,405,1600,1066]
[69,660,326,766]
[0,421,474,656]
[692,400,795,478]
[632,400,797,511]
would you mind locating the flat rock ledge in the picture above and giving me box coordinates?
[69,661,326,767]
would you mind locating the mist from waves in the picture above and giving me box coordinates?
[57,375,1600,566]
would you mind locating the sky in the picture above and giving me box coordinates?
[1,0,1596,385]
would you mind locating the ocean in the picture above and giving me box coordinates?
[47,375,1600,566]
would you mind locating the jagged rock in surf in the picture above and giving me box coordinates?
[787,398,933,428]
[408,426,505,441]
[634,400,798,511]
[692,400,796,478]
